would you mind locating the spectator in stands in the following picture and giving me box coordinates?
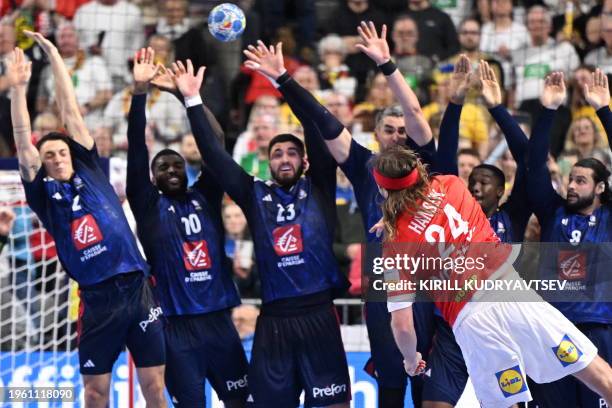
[180,133,202,187]
[322,90,354,129]
[480,0,529,61]
[256,0,316,56]
[103,36,187,153]
[391,14,433,104]
[0,22,17,156]
[423,69,489,157]
[154,0,212,75]
[236,113,277,180]
[74,0,144,92]
[353,72,395,119]
[37,22,113,132]
[406,0,460,62]
[458,147,482,184]
[316,34,357,101]
[223,203,258,298]
[435,0,474,28]
[232,304,259,353]
[564,116,612,166]
[576,15,603,60]
[31,111,60,143]
[0,207,15,254]
[585,15,612,74]
[322,0,386,99]
[231,94,280,160]
[512,6,580,111]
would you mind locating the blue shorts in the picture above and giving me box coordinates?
[364,302,435,390]
[528,322,611,408]
[421,315,468,405]
[248,301,351,408]
[77,272,165,375]
[164,309,249,406]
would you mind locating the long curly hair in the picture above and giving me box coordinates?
[371,146,432,240]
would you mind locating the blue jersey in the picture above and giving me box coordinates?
[528,107,612,324]
[247,177,346,303]
[184,103,348,305]
[23,139,148,286]
[125,93,239,316]
[489,210,514,243]
[128,173,240,316]
[538,202,612,324]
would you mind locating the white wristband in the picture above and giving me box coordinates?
[184,94,203,108]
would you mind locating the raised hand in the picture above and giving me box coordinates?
[23,30,57,55]
[170,59,205,98]
[0,207,15,237]
[584,68,610,110]
[449,54,473,105]
[479,59,502,108]
[243,41,286,80]
[404,352,427,376]
[133,47,160,89]
[355,21,391,65]
[5,47,32,89]
[151,65,177,94]
[540,71,566,110]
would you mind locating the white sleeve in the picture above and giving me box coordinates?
[387,301,414,313]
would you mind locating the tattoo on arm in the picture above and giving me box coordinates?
[19,162,41,182]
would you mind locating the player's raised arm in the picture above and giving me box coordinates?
[244,41,338,194]
[7,47,40,182]
[527,72,566,214]
[435,55,473,175]
[126,47,160,200]
[356,21,432,147]
[24,31,93,150]
[480,60,528,165]
[244,41,353,164]
[171,60,254,206]
[584,68,612,152]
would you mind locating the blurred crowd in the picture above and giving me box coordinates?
[0,0,611,329]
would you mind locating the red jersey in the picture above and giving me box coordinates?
[385,175,512,326]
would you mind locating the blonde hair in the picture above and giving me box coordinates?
[371,146,431,240]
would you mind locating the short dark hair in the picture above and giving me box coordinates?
[267,134,305,157]
[457,147,481,161]
[35,132,72,151]
[574,158,612,205]
[472,163,505,187]
[151,148,184,172]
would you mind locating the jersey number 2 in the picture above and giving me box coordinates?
[276,203,296,223]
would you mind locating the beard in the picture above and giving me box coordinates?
[271,162,304,188]
[566,191,595,212]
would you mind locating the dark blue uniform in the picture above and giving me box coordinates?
[185,94,351,407]
[527,107,612,408]
[126,94,247,406]
[23,137,164,375]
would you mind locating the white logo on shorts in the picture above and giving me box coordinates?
[226,374,248,391]
[312,383,346,399]
[139,307,163,332]
[83,360,95,368]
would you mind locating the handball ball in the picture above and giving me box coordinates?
[208,3,246,42]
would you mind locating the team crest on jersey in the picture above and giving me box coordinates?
[495,365,527,397]
[183,240,212,270]
[552,334,583,367]
[71,215,103,250]
[191,200,202,211]
[272,224,303,256]
[557,250,587,281]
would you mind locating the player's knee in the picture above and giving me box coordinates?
[140,380,166,407]
[84,385,109,408]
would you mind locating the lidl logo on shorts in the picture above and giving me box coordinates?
[552,334,583,367]
[495,365,527,397]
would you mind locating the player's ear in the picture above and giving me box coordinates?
[595,181,605,196]
[302,156,310,173]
